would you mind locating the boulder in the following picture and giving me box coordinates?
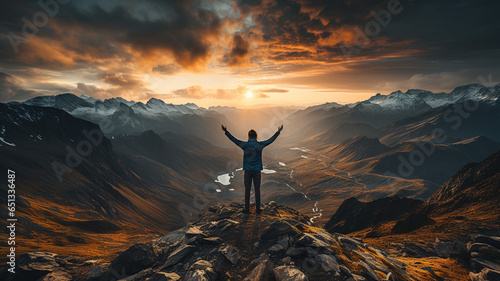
[202,237,223,245]
[352,274,367,281]
[217,207,235,219]
[268,244,286,253]
[164,245,196,267]
[87,265,105,279]
[285,247,307,257]
[119,268,154,280]
[338,236,364,251]
[470,268,500,281]
[384,272,395,281]
[110,242,161,276]
[294,233,329,248]
[157,227,188,244]
[473,236,500,249]
[39,270,71,281]
[359,253,390,274]
[314,254,340,272]
[186,226,204,236]
[273,266,309,281]
[184,268,217,281]
[360,261,380,281]
[189,260,213,271]
[148,272,181,281]
[243,259,274,281]
[219,245,241,265]
[468,243,500,258]
[261,221,299,240]
[2,252,59,281]
[340,265,354,278]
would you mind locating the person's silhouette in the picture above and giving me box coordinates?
[222,124,283,214]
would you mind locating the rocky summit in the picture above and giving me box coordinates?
[3,202,413,281]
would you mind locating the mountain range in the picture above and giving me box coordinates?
[1,82,500,280]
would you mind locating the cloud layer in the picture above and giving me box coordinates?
[0,0,499,103]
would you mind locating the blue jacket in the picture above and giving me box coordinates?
[225,130,280,171]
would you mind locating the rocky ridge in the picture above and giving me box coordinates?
[2,203,412,281]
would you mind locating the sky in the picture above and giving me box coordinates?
[0,0,499,108]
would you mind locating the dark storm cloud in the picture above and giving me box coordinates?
[236,0,500,64]
[152,64,180,75]
[0,72,39,102]
[227,34,250,66]
[0,0,223,69]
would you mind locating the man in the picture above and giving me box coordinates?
[221,124,283,214]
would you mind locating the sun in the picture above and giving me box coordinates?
[245,91,253,98]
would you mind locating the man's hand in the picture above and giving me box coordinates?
[278,124,284,132]
[221,125,227,132]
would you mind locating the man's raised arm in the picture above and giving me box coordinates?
[221,125,244,148]
[260,125,283,147]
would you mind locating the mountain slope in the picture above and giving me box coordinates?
[0,103,205,256]
[324,197,424,235]
[425,150,500,214]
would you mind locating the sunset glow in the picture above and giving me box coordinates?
[0,0,498,107]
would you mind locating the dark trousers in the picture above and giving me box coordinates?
[244,170,261,212]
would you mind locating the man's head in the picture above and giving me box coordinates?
[248,129,257,139]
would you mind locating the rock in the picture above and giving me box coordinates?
[244,259,274,281]
[184,268,217,281]
[109,242,161,276]
[219,245,241,265]
[473,235,500,250]
[250,253,271,267]
[273,265,309,281]
[261,221,299,240]
[352,274,367,281]
[189,260,213,271]
[434,238,454,258]
[282,257,292,265]
[286,247,307,257]
[119,268,154,280]
[338,236,364,251]
[359,253,390,274]
[314,254,340,272]
[340,265,354,278]
[360,261,380,281]
[269,201,277,207]
[471,257,500,272]
[468,243,500,258]
[87,265,104,279]
[148,272,181,281]
[268,244,286,253]
[470,268,500,281]
[186,226,204,236]
[39,270,72,281]
[384,272,395,281]
[278,236,291,250]
[422,267,439,279]
[13,252,59,280]
[164,245,196,267]
[157,227,188,244]
[185,235,204,246]
[294,233,329,248]
[217,207,235,219]
[202,237,222,244]
[305,247,321,257]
